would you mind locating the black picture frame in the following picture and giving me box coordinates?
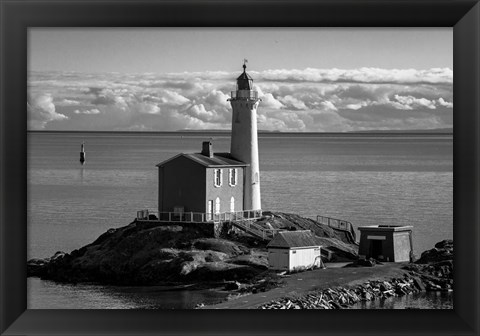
[1,0,478,335]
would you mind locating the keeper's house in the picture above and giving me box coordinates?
[267,230,322,271]
[156,141,247,219]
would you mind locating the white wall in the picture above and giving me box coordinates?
[289,247,321,271]
[230,99,261,210]
[268,246,321,271]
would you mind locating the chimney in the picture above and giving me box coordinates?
[201,141,213,158]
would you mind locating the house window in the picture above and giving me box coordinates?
[215,197,221,214]
[229,168,237,186]
[214,169,223,187]
[230,196,235,212]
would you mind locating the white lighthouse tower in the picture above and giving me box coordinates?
[229,61,261,211]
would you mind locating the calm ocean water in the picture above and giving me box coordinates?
[27,132,453,309]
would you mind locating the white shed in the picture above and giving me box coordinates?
[267,230,322,271]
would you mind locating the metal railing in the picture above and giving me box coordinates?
[136,209,262,224]
[230,90,258,100]
[231,219,281,241]
[316,215,352,231]
[316,215,358,244]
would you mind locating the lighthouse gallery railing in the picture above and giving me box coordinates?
[230,90,258,100]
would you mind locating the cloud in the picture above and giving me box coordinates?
[27,93,68,129]
[58,99,81,106]
[27,67,453,132]
[437,97,453,108]
[319,101,338,111]
[185,104,220,122]
[261,93,285,109]
[257,67,453,85]
[279,95,308,110]
[74,108,101,115]
[393,95,436,110]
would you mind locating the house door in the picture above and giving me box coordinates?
[207,200,213,221]
[369,240,383,259]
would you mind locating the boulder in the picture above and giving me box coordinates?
[416,240,453,264]
[224,280,242,290]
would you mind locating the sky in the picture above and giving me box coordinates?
[27,28,453,132]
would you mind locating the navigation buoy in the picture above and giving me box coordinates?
[80,142,86,164]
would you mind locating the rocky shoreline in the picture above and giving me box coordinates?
[255,240,453,309]
[27,212,453,309]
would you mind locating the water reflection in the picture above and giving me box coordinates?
[28,278,229,309]
[79,166,85,184]
[350,291,453,309]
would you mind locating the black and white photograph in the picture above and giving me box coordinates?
[26,27,453,310]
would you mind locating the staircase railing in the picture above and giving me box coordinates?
[230,219,279,240]
[315,215,358,245]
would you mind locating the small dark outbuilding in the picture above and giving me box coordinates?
[358,225,413,262]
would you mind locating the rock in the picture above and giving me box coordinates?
[395,287,406,296]
[228,254,269,269]
[27,222,267,286]
[224,281,242,290]
[360,258,375,267]
[434,239,453,249]
[27,258,49,277]
[416,240,453,264]
[193,238,249,256]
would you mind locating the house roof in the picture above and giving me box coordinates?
[267,230,321,249]
[156,152,248,168]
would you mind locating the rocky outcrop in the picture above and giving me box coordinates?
[27,212,358,286]
[256,212,358,261]
[400,239,453,291]
[257,240,454,309]
[415,239,453,264]
[27,221,268,285]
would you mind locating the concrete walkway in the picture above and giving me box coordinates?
[203,262,409,309]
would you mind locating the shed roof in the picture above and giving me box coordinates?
[156,152,248,168]
[267,230,321,249]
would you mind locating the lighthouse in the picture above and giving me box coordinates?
[229,61,262,211]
